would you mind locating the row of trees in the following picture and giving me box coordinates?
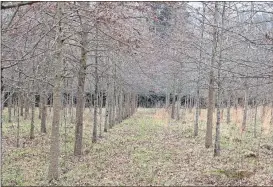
[1,1,272,182]
[1,2,143,181]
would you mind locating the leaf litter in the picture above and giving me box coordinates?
[2,108,273,186]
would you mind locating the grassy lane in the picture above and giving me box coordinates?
[2,108,273,186]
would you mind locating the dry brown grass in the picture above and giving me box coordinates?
[153,106,273,135]
[153,108,170,127]
[2,107,273,186]
[262,107,272,135]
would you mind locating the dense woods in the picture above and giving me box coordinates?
[1,1,273,186]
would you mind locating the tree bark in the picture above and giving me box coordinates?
[24,94,29,120]
[41,93,47,133]
[30,95,35,139]
[8,92,12,123]
[20,92,24,116]
[242,81,248,131]
[99,85,103,137]
[206,2,218,148]
[74,10,88,155]
[195,3,205,136]
[226,92,231,124]
[48,2,63,181]
[254,98,258,138]
[92,22,99,143]
[171,79,176,119]
[16,98,20,147]
[38,96,41,119]
[166,91,169,108]
[104,78,109,132]
[214,2,225,156]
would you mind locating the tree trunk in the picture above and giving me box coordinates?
[13,95,16,117]
[74,52,87,152]
[20,93,24,116]
[24,95,29,120]
[16,98,20,147]
[49,94,53,113]
[206,2,218,148]
[189,95,193,113]
[48,2,63,181]
[8,92,12,123]
[30,95,35,139]
[195,4,205,136]
[214,2,225,156]
[30,61,36,140]
[41,94,47,133]
[166,91,169,108]
[254,98,258,138]
[104,79,109,132]
[118,88,123,123]
[74,6,88,154]
[92,23,99,143]
[226,92,231,124]
[176,99,180,120]
[99,85,103,138]
[38,95,42,119]
[242,81,248,131]
[70,86,74,123]
[171,84,176,119]
[269,101,273,127]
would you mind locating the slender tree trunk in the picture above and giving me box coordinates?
[166,91,169,108]
[214,88,221,156]
[118,88,123,123]
[135,95,138,112]
[74,51,87,152]
[206,2,218,148]
[112,64,117,125]
[48,2,63,181]
[242,81,248,131]
[38,95,42,119]
[226,92,231,124]
[269,101,273,127]
[92,23,99,143]
[24,95,29,120]
[108,86,113,129]
[13,96,16,117]
[8,93,12,123]
[70,86,74,123]
[171,79,176,119]
[104,78,109,132]
[176,99,180,120]
[99,86,103,138]
[30,94,35,139]
[214,2,225,156]
[30,62,35,140]
[195,3,204,136]
[189,95,193,113]
[254,98,258,138]
[41,93,47,133]
[16,98,20,147]
[74,6,88,154]
[194,93,199,136]
[20,93,24,116]
[49,94,53,113]
[115,87,119,122]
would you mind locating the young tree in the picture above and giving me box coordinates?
[205,2,219,148]
[48,2,64,181]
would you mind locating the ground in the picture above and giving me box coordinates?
[2,107,273,186]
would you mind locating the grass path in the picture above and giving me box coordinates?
[2,108,273,186]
